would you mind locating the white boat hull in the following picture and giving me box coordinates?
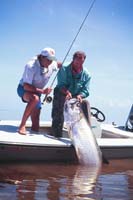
[0,120,133,162]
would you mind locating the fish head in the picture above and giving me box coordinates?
[64,98,81,125]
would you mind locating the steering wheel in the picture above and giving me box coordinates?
[91,107,105,122]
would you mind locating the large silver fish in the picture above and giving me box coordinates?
[64,98,102,166]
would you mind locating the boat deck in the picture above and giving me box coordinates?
[0,120,133,161]
[101,124,133,138]
[0,120,71,146]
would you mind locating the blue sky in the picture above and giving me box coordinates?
[0,0,133,125]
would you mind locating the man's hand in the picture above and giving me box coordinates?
[66,91,72,100]
[61,88,72,100]
[43,87,52,94]
[57,61,62,68]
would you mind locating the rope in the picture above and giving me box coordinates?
[42,0,96,104]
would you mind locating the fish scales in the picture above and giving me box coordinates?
[64,98,102,166]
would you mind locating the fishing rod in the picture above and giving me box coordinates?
[42,0,96,104]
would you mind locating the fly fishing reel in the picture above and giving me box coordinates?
[45,96,53,103]
[42,95,53,104]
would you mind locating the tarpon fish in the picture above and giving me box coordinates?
[64,98,102,166]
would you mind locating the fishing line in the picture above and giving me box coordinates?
[42,0,96,104]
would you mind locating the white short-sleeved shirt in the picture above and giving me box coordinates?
[19,56,57,89]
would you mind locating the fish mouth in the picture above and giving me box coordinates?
[64,98,80,111]
[64,98,81,124]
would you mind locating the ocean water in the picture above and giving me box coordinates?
[0,159,133,200]
[0,106,133,199]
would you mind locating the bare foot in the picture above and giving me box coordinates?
[18,126,27,135]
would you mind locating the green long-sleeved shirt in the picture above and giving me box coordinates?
[57,63,91,98]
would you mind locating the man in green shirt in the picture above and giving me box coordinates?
[51,51,91,137]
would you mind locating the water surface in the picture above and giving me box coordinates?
[0,159,133,200]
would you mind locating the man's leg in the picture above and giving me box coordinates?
[18,93,40,134]
[51,88,65,137]
[31,107,41,132]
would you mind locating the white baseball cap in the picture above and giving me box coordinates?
[40,47,57,61]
